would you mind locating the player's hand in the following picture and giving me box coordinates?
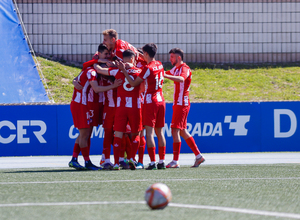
[92,51,99,60]
[115,60,126,71]
[125,63,133,69]
[73,79,83,90]
[113,78,123,88]
[138,52,145,60]
[106,61,116,67]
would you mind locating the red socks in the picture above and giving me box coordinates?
[103,128,114,160]
[120,135,126,159]
[125,135,131,159]
[173,142,181,161]
[148,147,156,162]
[159,146,166,160]
[130,134,140,159]
[72,143,80,158]
[186,137,200,156]
[81,147,90,161]
[138,136,146,163]
[113,137,122,165]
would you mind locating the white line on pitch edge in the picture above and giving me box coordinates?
[169,203,300,219]
[0,201,300,219]
[0,177,300,185]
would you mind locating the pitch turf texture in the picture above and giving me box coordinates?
[1,164,299,220]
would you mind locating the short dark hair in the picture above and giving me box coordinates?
[142,43,157,58]
[137,48,143,54]
[123,49,136,59]
[169,48,184,61]
[98,43,108,53]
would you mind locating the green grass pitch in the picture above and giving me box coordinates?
[0,164,300,220]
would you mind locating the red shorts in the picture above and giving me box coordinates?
[143,101,165,128]
[171,105,190,129]
[114,107,142,133]
[102,105,116,129]
[87,102,103,127]
[70,101,90,129]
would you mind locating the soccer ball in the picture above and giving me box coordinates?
[144,183,172,210]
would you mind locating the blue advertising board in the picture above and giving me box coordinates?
[0,102,299,157]
[261,102,300,152]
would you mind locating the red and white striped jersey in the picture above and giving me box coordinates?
[108,66,142,109]
[139,60,165,104]
[102,76,117,108]
[87,75,104,104]
[112,39,145,64]
[72,67,103,105]
[166,63,191,106]
[72,67,94,105]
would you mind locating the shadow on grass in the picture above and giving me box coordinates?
[3,168,90,174]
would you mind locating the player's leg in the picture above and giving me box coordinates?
[127,131,140,170]
[155,127,166,169]
[127,108,142,170]
[166,128,181,168]
[111,107,128,170]
[136,129,146,169]
[145,125,157,170]
[137,102,146,169]
[118,133,130,170]
[69,101,88,170]
[78,127,101,170]
[69,136,86,170]
[101,106,115,168]
[155,103,166,169]
[181,129,205,167]
[101,127,114,167]
[112,131,124,170]
[125,133,132,161]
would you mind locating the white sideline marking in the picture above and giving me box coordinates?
[0,201,300,219]
[169,203,300,219]
[1,177,300,185]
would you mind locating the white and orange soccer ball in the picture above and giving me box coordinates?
[144,183,172,210]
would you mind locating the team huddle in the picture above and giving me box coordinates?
[69,29,205,171]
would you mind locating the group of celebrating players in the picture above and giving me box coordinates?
[69,29,205,171]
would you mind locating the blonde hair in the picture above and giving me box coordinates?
[102,29,118,40]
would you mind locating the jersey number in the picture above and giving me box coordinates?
[155,72,164,90]
[123,76,134,91]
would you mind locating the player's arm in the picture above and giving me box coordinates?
[72,76,83,90]
[98,58,110,64]
[164,71,184,82]
[115,60,143,87]
[93,63,110,76]
[89,79,122,93]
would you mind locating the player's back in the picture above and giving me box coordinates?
[113,39,145,64]
[109,66,142,109]
[141,60,165,104]
[102,76,117,107]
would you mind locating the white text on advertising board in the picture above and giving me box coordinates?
[0,120,47,144]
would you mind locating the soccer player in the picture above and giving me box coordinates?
[99,74,118,170]
[94,49,143,170]
[69,44,121,170]
[164,48,205,168]
[102,29,144,63]
[118,43,166,170]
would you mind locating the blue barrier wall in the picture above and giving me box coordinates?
[0,102,299,157]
